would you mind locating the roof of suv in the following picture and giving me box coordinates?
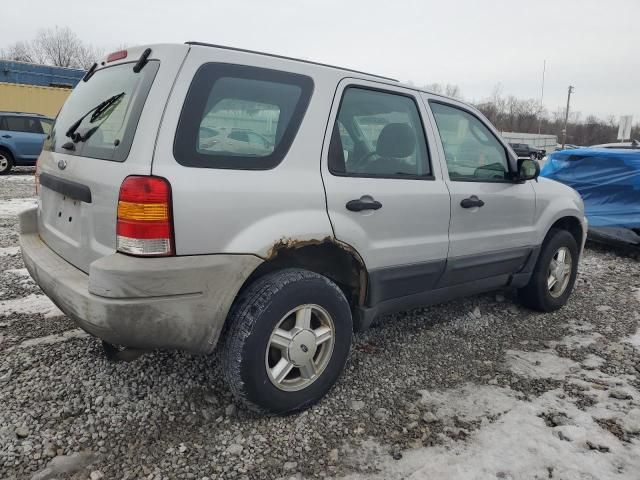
[185,42,468,105]
[186,41,399,82]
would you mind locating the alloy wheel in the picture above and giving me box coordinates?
[0,154,9,173]
[547,246,573,298]
[265,304,335,392]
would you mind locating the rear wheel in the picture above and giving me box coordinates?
[222,268,353,414]
[0,150,13,175]
[519,229,579,311]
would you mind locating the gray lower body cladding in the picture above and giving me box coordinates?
[19,207,262,354]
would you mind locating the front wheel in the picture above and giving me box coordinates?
[518,229,579,311]
[530,153,537,161]
[222,268,353,414]
[0,150,13,175]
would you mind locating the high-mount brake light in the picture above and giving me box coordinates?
[106,50,127,63]
[116,176,174,256]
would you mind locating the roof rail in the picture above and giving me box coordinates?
[185,41,398,82]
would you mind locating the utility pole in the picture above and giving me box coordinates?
[537,60,546,136]
[561,85,574,149]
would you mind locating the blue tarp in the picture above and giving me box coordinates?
[541,148,640,228]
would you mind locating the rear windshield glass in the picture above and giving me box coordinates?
[45,61,159,162]
[174,63,313,170]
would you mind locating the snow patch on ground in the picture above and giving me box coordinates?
[626,329,640,349]
[418,384,520,422]
[0,293,63,318]
[340,319,640,480]
[0,198,36,217]
[2,268,34,286]
[505,349,577,380]
[4,268,30,278]
[2,175,35,183]
[3,268,31,283]
[0,246,20,257]
[344,387,640,479]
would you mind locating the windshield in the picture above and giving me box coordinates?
[46,60,159,162]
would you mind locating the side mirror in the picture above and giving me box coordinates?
[517,158,540,182]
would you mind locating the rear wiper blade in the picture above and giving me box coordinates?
[65,92,125,142]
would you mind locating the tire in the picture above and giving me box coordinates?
[518,229,579,312]
[222,268,353,414]
[530,153,537,161]
[0,149,13,175]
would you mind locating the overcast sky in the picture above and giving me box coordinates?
[2,0,638,122]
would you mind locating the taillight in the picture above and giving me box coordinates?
[116,176,174,256]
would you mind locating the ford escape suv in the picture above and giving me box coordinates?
[19,43,587,414]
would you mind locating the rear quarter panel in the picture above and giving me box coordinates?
[151,46,340,258]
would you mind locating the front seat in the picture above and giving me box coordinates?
[369,123,417,175]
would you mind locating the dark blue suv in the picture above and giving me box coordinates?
[0,112,53,174]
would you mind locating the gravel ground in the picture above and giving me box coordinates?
[1,171,640,479]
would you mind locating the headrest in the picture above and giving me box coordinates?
[376,123,416,158]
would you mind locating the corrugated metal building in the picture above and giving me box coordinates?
[500,131,558,153]
[0,61,84,117]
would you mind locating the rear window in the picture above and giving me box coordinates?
[174,63,314,170]
[46,61,159,162]
[2,116,46,134]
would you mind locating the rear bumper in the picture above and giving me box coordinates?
[18,207,262,354]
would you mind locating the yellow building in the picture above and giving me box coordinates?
[0,60,84,117]
[0,82,72,118]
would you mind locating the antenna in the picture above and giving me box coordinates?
[561,85,575,149]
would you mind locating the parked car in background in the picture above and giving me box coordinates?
[0,112,53,174]
[557,144,582,151]
[199,126,273,156]
[509,142,544,160]
[589,140,639,149]
[20,43,586,414]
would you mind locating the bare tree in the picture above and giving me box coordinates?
[475,87,631,146]
[75,44,105,70]
[0,40,44,64]
[0,26,104,69]
[444,84,462,98]
[421,82,463,99]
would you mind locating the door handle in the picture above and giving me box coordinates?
[1,134,11,138]
[460,195,485,208]
[346,197,382,212]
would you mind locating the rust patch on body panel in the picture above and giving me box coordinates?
[263,236,368,306]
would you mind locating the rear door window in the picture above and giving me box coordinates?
[328,87,431,178]
[4,116,42,133]
[174,64,313,170]
[46,61,159,162]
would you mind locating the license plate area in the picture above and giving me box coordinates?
[41,189,83,246]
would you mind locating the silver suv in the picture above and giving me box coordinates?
[19,43,586,414]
